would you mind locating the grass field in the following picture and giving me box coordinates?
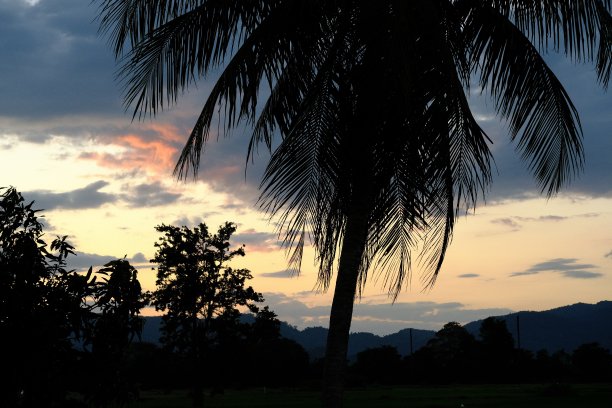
[133,383,612,407]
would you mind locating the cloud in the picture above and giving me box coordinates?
[457,273,480,278]
[260,269,299,278]
[25,181,116,210]
[130,252,148,263]
[233,229,281,253]
[68,251,150,270]
[172,216,207,227]
[79,125,183,176]
[605,250,612,259]
[491,213,597,232]
[562,270,604,279]
[469,56,612,201]
[262,293,514,334]
[511,258,603,279]
[121,181,182,208]
[1,0,610,205]
[23,180,183,210]
[515,215,568,222]
[0,0,122,121]
[69,251,115,269]
[491,218,521,230]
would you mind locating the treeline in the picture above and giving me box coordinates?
[1,187,311,407]
[347,320,612,386]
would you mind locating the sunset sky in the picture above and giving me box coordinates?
[1,0,611,335]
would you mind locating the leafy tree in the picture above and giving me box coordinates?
[352,345,402,385]
[424,322,479,382]
[86,258,147,407]
[252,305,282,343]
[572,342,612,381]
[98,2,612,406]
[0,187,92,407]
[150,221,263,406]
[246,306,310,388]
[479,317,514,352]
[478,317,515,381]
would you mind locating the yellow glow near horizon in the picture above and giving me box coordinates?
[2,131,610,321]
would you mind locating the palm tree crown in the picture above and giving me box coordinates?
[98,1,612,406]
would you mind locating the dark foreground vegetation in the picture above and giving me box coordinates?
[2,187,611,408]
[120,384,612,408]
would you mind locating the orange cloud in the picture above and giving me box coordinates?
[80,123,183,175]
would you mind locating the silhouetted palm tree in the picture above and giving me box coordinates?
[98,1,612,406]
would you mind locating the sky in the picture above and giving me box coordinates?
[1,0,611,335]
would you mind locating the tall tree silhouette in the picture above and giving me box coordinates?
[0,187,92,407]
[150,222,262,407]
[98,2,612,406]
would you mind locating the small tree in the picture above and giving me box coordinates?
[150,221,263,406]
[87,258,147,406]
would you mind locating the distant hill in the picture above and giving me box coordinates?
[278,326,436,360]
[464,300,612,353]
[138,300,612,359]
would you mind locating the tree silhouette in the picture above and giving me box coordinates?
[0,187,92,407]
[352,345,402,385]
[86,258,147,407]
[572,342,612,382]
[150,221,263,407]
[246,306,310,388]
[423,322,478,383]
[97,2,612,406]
[478,317,515,381]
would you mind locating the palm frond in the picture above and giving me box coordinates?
[596,1,612,87]
[364,0,491,296]
[464,3,584,196]
[257,63,344,285]
[174,1,331,178]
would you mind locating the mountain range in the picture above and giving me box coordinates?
[139,300,612,359]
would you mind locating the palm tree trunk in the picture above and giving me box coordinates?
[321,190,371,408]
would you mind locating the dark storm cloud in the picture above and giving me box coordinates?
[262,293,513,334]
[25,181,117,210]
[511,258,603,279]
